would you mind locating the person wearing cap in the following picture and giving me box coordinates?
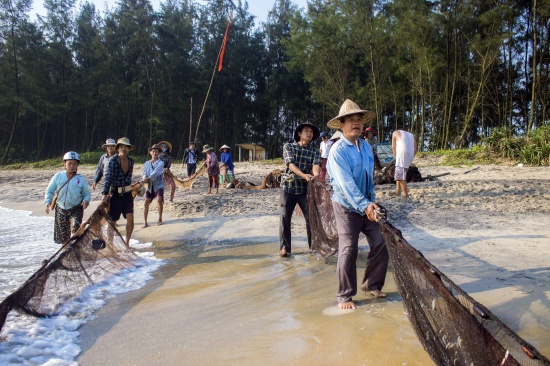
[44,151,90,244]
[92,138,117,190]
[142,144,165,228]
[392,128,417,197]
[219,144,235,184]
[364,127,378,150]
[327,99,389,310]
[102,137,135,246]
[203,145,220,194]
[279,123,321,257]
[182,142,199,177]
[319,132,330,182]
[158,140,176,202]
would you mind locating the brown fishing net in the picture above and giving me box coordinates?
[0,203,138,332]
[308,179,550,365]
[308,179,338,258]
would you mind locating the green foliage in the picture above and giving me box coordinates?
[482,124,550,166]
[437,146,496,166]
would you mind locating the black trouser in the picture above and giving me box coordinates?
[187,163,197,177]
[279,189,311,253]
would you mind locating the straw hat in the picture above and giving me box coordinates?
[202,144,214,153]
[102,138,116,148]
[219,144,230,151]
[115,137,135,151]
[294,123,320,142]
[148,144,161,151]
[329,131,342,140]
[327,99,376,129]
[157,140,172,153]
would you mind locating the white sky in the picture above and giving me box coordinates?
[31,0,309,24]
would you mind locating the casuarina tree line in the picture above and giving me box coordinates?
[1,0,548,164]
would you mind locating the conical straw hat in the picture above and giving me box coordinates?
[327,99,376,129]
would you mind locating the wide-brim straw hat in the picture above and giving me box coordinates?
[202,144,213,153]
[148,144,161,151]
[102,138,116,148]
[294,123,321,142]
[329,131,342,140]
[157,140,172,153]
[115,137,135,151]
[219,144,230,151]
[327,99,376,129]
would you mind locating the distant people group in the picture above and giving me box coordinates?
[45,138,241,246]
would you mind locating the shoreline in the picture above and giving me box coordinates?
[0,162,549,364]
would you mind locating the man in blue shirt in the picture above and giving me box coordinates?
[327,100,389,310]
[279,123,321,257]
[142,144,165,228]
[182,142,199,177]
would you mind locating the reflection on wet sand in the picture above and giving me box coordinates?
[78,235,433,365]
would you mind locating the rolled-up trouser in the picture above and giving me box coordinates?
[279,189,311,253]
[332,201,388,303]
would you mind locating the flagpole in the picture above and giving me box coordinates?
[194,16,232,144]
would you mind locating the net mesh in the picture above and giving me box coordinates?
[0,203,138,332]
[308,179,550,365]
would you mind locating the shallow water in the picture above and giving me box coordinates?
[78,236,434,365]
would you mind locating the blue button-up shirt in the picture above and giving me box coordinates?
[142,159,165,192]
[327,135,376,215]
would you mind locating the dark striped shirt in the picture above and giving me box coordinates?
[159,152,172,169]
[102,154,134,195]
[282,142,320,195]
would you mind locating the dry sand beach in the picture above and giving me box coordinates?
[0,159,549,365]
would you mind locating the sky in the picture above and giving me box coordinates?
[31,0,309,24]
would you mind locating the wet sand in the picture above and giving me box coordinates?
[76,217,432,365]
[1,160,549,364]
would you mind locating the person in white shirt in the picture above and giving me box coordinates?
[391,129,417,197]
[319,132,329,182]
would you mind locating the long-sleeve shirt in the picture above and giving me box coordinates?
[94,153,112,184]
[159,152,172,169]
[182,148,198,165]
[45,172,91,210]
[327,135,376,215]
[282,142,320,195]
[205,152,220,175]
[142,159,165,192]
[220,152,234,170]
[102,154,134,195]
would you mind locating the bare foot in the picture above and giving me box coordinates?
[141,223,149,229]
[370,290,387,298]
[338,301,356,310]
[279,246,288,257]
[157,221,163,226]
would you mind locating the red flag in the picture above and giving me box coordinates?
[218,17,231,72]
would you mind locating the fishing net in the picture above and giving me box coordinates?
[308,179,550,365]
[0,203,138,333]
[308,179,338,258]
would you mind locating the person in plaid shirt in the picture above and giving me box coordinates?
[279,123,321,257]
[102,137,135,246]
